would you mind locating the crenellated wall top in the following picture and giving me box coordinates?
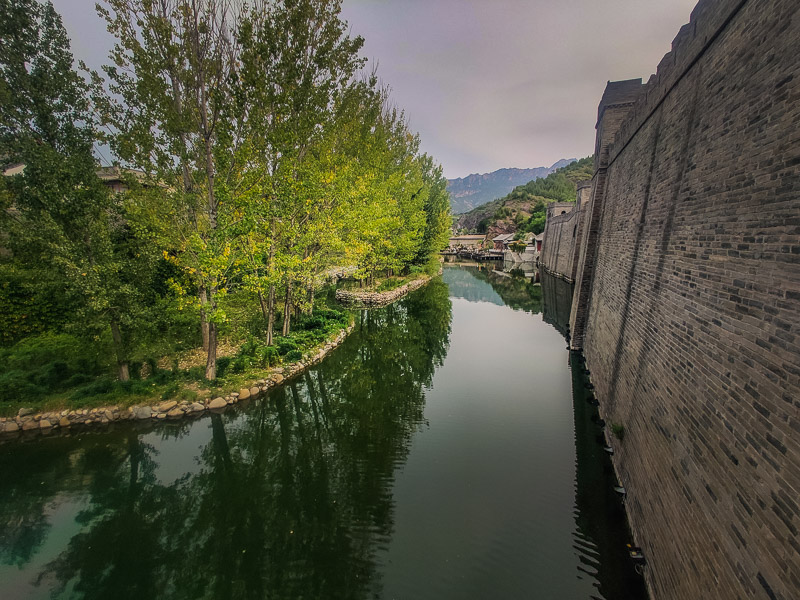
[605,0,747,166]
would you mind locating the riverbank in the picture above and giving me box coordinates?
[0,320,355,439]
[0,272,436,437]
[335,274,433,307]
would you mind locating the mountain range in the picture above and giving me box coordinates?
[446,159,576,214]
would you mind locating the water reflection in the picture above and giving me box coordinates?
[445,263,542,314]
[0,280,452,600]
[541,270,574,337]
[0,270,645,600]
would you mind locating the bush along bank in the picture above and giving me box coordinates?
[335,274,433,307]
[0,320,354,439]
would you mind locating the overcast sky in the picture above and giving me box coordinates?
[52,0,697,179]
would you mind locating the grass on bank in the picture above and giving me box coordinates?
[0,304,352,418]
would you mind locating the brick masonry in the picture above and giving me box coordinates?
[540,202,579,281]
[541,0,800,598]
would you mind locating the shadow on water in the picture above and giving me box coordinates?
[541,268,649,600]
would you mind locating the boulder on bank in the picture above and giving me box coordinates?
[208,397,227,410]
[133,407,152,420]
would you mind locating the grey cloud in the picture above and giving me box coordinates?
[52,0,698,178]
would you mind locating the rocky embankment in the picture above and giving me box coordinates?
[0,323,354,440]
[335,275,431,307]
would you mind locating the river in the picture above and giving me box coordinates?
[0,265,647,600]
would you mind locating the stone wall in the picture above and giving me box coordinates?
[540,202,581,281]
[544,0,800,598]
[334,275,432,307]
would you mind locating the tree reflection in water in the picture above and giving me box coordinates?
[0,278,452,600]
[445,264,543,315]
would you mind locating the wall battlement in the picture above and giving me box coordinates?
[541,0,800,598]
[606,0,748,168]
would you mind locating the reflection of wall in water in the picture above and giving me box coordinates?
[541,269,573,338]
[570,357,648,600]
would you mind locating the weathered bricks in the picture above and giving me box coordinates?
[541,0,800,598]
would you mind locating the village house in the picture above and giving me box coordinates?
[492,233,515,251]
[448,234,485,249]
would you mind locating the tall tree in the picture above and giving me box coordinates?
[233,0,365,340]
[0,0,151,380]
[98,0,243,379]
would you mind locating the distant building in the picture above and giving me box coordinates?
[492,233,515,251]
[4,164,147,194]
[545,202,574,219]
[2,163,25,177]
[448,234,485,249]
[96,166,148,193]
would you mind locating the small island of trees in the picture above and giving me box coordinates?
[0,0,450,410]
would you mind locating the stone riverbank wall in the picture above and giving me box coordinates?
[335,275,432,307]
[0,324,354,440]
[541,1,800,598]
[540,185,591,283]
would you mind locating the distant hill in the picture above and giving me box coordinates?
[447,158,576,214]
[455,157,593,239]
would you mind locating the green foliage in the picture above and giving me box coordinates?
[0,0,445,405]
[0,334,107,402]
[460,157,593,235]
[0,265,74,346]
[423,257,442,277]
[611,422,625,441]
[375,277,405,292]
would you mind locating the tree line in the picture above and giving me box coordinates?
[0,0,451,385]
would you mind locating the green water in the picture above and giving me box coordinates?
[0,265,646,599]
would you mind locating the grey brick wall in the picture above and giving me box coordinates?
[543,0,800,597]
[540,202,580,281]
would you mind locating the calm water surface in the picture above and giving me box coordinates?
[0,266,646,599]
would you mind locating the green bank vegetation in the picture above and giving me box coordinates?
[0,0,450,412]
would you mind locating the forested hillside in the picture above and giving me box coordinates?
[0,0,450,409]
[455,157,593,237]
[446,158,574,214]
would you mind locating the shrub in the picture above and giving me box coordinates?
[277,337,298,356]
[259,346,279,367]
[0,370,45,403]
[187,366,205,381]
[376,277,403,292]
[284,349,303,363]
[161,382,180,400]
[69,378,114,401]
[611,422,625,441]
[216,356,232,378]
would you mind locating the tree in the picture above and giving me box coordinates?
[97,0,244,379]
[0,0,153,380]
[232,0,366,339]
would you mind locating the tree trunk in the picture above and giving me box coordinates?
[267,284,275,345]
[200,286,210,351]
[110,318,130,382]
[282,282,292,336]
[205,286,218,380]
[258,291,269,322]
[266,217,277,345]
[206,320,217,380]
